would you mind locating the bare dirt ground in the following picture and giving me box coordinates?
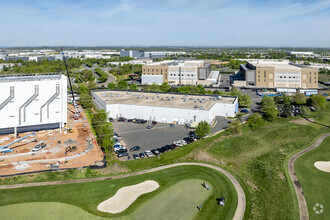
[0,104,104,176]
[291,118,315,125]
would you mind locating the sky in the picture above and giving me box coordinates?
[0,0,330,47]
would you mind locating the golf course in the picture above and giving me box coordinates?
[295,136,330,219]
[0,165,237,219]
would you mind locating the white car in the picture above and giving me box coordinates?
[145,150,154,158]
[31,142,46,152]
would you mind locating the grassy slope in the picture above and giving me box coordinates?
[0,166,237,220]
[295,136,330,219]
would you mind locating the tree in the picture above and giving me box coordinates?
[195,121,211,138]
[238,93,251,107]
[79,93,93,109]
[129,84,138,91]
[117,80,128,90]
[293,93,307,105]
[160,82,171,92]
[227,120,242,134]
[309,94,326,110]
[261,96,279,121]
[107,82,116,90]
[247,113,264,130]
[91,110,113,154]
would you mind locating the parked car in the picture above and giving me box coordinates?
[109,117,114,122]
[145,150,154,158]
[139,152,145,158]
[133,154,139,159]
[184,137,195,144]
[147,121,157,129]
[127,119,133,122]
[115,148,127,154]
[171,143,178,149]
[129,146,140,152]
[118,117,127,122]
[170,121,178,127]
[151,149,160,156]
[162,146,169,152]
[117,153,129,158]
[240,108,249,113]
[157,147,164,153]
[168,144,176,150]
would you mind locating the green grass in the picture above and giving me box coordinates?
[0,202,105,220]
[130,179,212,220]
[0,166,237,220]
[295,136,330,219]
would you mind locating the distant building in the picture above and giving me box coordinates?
[120,49,186,59]
[141,60,218,85]
[233,60,318,89]
[287,51,315,57]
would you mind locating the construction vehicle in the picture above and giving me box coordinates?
[65,125,74,133]
[31,141,47,152]
[82,123,87,132]
[65,145,77,155]
[0,133,36,154]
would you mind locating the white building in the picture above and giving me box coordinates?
[92,90,238,124]
[0,74,67,135]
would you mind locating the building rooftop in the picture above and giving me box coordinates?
[93,90,237,110]
[249,61,302,70]
[0,73,63,82]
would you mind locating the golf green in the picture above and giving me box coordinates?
[130,179,212,220]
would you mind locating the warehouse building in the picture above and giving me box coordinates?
[233,60,318,89]
[141,60,219,85]
[0,74,67,135]
[92,90,238,124]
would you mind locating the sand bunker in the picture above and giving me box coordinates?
[97,180,159,213]
[314,161,330,173]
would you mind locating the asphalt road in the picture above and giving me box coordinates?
[288,133,330,220]
[0,162,246,220]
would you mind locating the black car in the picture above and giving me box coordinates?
[129,146,141,152]
[139,152,145,158]
[161,146,169,152]
[168,144,175,150]
[147,121,157,129]
[141,119,147,124]
[109,117,114,122]
[151,149,160,156]
[184,137,195,143]
[115,148,127,154]
[127,119,133,122]
[117,153,129,158]
[157,148,164,153]
[133,154,139,159]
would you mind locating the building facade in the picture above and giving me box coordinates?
[142,60,214,85]
[0,74,67,135]
[237,61,318,89]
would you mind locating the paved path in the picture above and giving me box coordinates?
[0,162,246,220]
[288,133,330,220]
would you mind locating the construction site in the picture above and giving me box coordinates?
[0,103,104,176]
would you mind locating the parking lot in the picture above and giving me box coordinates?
[113,121,191,159]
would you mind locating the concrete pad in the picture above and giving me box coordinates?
[97,180,159,213]
[314,161,330,173]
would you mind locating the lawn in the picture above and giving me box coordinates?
[295,136,330,219]
[0,165,237,220]
[130,179,212,220]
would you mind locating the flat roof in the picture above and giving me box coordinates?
[93,90,236,111]
[0,73,63,82]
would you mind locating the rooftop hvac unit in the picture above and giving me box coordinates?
[194,105,199,108]
[161,98,165,101]
[146,97,149,99]
[189,97,194,100]
[171,96,175,99]
[217,96,222,100]
[183,99,187,102]
[110,93,114,97]
[102,93,107,97]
